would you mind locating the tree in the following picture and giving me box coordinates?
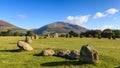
[80,32,84,38]
[7,30,12,36]
[101,29,113,38]
[82,30,101,38]
[113,30,120,38]
[0,31,7,36]
[14,32,20,36]
[69,31,78,37]
[60,34,65,37]
[93,30,101,38]
[0,30,12,36]
[26,30,34,36]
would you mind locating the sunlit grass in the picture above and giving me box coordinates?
[0,37,120,68]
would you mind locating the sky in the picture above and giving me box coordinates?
[0,0,120,30]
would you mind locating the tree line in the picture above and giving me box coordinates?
[64,29,120,39]
[0,30,34,36]
[1,29,120,39]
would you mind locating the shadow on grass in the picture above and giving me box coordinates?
[40,61,81,67]
[115,66,120,68]
[0,49,22,52]
[33,53,42,56]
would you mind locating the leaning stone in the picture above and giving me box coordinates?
[79,45,99,64]
[41,49,55,56]
[17,41,33,51]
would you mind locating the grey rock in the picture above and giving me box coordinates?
[57,49,70,58]
[41,49,55,56]
[68,50,80,60]
[79,45,99,64]
[25,36,32,43]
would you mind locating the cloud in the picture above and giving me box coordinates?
[66,15,90,25]
[106,8,119,15]
[18,14,27,19]
[102,25,114,30]
[93,8,119,19]
[93,12,105,19]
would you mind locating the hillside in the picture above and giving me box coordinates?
[34,22,88,34]
[0,20,26,32]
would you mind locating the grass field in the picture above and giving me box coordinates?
[0,37,120,68]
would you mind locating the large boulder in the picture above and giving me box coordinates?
[57,49,70,58]
[68,50,80,60]
[79,45,99,64]
[25,36,32,43]
[41,49,55,56]
[17,41,33,51]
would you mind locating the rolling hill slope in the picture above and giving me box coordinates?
[34,22,88,34]
[0,20,26,32]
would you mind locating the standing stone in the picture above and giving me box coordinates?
[25,36,32,43]
[41,49,55,56]
[47,34,50,38]
[68,50,80,60]
[54,33,59,38]
[34,34,39,39]
[79,45,99,64]
[57,49,71,58]
[17,41,33,51]
[66,33,70,38]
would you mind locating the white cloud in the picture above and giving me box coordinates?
[66,15,90,25]
[106,8,119,15]
[102,25,114,30]
[67,16,74,22]
[18,14,27,19]
[93,8,119,19]
[93,12,105,19]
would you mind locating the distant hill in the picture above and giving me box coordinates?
[34,22,88,34]
[0,20,26,32]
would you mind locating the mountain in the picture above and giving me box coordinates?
[0,20,26,32]
[34,22,88,34]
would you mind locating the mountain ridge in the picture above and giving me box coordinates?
[0,20,26,32]
[34,22,88,34]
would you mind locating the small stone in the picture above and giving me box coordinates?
[68,50,80,60]
[57,49,70,58]
[41,49,55,56]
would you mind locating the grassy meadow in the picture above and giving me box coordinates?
[0,37,120,68]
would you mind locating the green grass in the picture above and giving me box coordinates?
[0,37,120,68]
